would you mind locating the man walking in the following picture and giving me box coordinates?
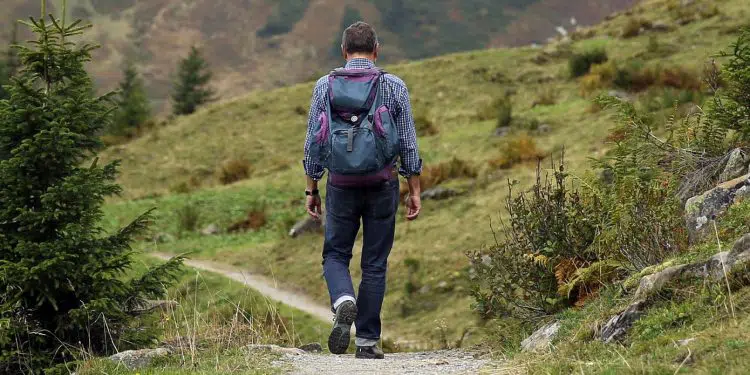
[303,22,422,359]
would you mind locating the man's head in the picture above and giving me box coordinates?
[341,21,378,61]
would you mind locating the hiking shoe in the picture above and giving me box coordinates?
[328,301,357,354]
[355,345,385,359]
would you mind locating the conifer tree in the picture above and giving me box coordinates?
[112,62,151,135]
[171,46,215,115]
[0,6,182,374]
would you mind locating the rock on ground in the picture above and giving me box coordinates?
[600,301,647,343]
[684,174,750,243]
[248,344,306,356]
[109,348,170,370]
[421,187,459,201]
[521,321,561,352]
[280,350,487,375]
[289,216,324,238]
[719,148,749,182]
[200,223,220,236]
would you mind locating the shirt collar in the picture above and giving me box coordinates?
[345,58,376,70]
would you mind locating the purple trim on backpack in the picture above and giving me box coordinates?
[328,74,335,101]
[316,112,329,144]
[329,166,395,187]
[374,105,388,136]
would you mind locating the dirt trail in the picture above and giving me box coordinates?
[151,253,493,374]
[150,253,333,322]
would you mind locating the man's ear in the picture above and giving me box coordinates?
[341,45,347,60]
[374,43,379,60]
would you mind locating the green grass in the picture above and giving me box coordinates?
[99,0,750,350]
[76,255,326,374]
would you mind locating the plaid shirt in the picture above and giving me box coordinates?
[303,58,422,180]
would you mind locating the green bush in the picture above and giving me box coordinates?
[469,160,602,320]
[569,48,608,78]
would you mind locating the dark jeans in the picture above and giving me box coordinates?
[323,178,400,341]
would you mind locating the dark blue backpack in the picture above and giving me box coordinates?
[308,68,400,176]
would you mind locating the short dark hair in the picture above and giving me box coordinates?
[342,21,378,54]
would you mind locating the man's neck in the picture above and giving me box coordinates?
[346,54,375,63]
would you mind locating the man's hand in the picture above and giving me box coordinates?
[405,194,421,221]
[405,175,421,221]
[306,194,322,220]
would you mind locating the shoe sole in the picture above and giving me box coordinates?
[328,302,357,354]
[355,353,385,360]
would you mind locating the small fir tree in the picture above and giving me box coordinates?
[112,62,151,135]
[0,7,182,374]
[171,46,215,115]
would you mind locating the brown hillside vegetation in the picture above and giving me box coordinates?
[1,0,636,109]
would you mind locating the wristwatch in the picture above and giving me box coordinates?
[305,189,320,196]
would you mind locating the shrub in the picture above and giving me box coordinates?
[177,203,202,235]
[621,18,645,38]
[228,208,268,233]
[401,158,477,200]
[708,28,750,142]
[476,96,512,127]
[489,134,545,169]
[532,89,557,107]
[469,160,603,320]
[569,48,608,78]
[218,158,252,185]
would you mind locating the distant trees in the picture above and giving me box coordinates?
[0,9,182,374]
[111,62,151,135]
[171,46,215,116]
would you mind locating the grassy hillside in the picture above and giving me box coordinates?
[76,255,327,374]
[1,0,635,110]
[100,0,749,349]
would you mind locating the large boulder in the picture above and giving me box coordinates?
[521,321,561,352]
[719,149,749,182]
[684,174,750,243]
[109,348,171,370]
[289,215,324,238]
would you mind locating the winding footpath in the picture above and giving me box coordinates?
[150,253,494,375]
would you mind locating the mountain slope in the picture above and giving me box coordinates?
[0,0,635,109]
[98,0,750,346]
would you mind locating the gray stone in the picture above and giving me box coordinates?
[421,187,459,201]
[608,90,632,102]
[109,348,170,370]
[633,234,750,299]
[247,344,305,356]
[289,215,324,238]
[521,321,561,352]
[677,338,696,346]
[684,174,750,243]
[634,265,686,300]
[600,301,647,343]
[200,223,220,236]
[536,124,552,134]
[719,149,749,182]
[736,186,750,202]
[298,342,323,353]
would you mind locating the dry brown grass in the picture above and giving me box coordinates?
[227,208,268,233]
[218,158,252,185]
[399,158,478,200]
[490,134,545,169]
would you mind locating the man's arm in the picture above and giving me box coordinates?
[391,77,423,220]
[304,79,327,219]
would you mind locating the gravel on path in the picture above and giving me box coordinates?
[281,350,488,375]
